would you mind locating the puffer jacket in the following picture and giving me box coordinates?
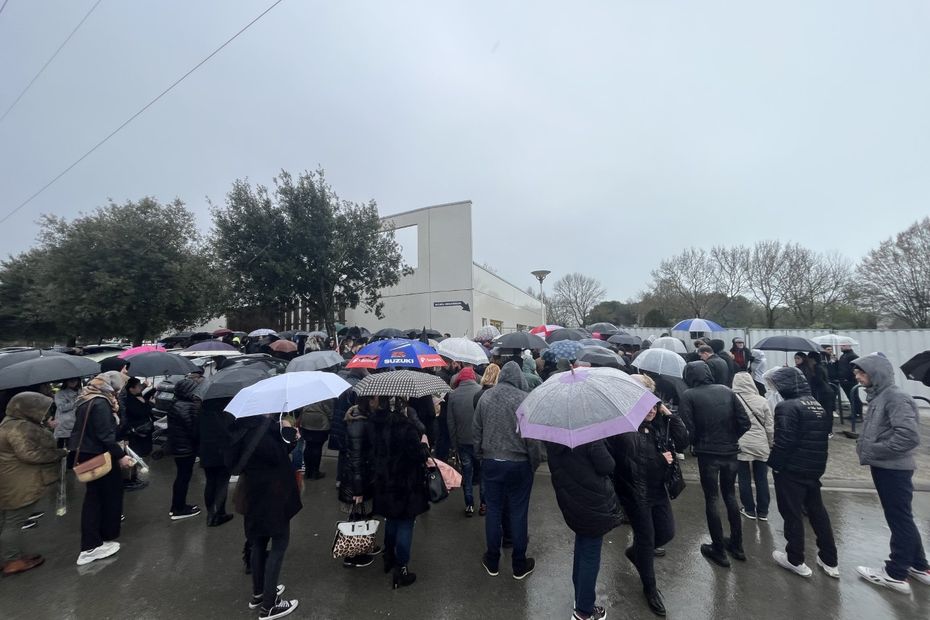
[0,392,66,510]
[608,413,689,505]
[766,367,831,479]
[167,379,200,457]
[546,439,621,537]
[53,387,78,440]
[341,405,374,504]
[732,372,774,461]
[853,354,920,470]
[299,399,333,432]
[679,361,751,457]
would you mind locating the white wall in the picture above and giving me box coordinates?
[472,264,543,334]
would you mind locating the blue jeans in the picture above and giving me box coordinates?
[737,460,770,516]
[871,467,929,580]
[457,445,484,507]
[482,459,533,571]
[572,534,603,615]
[384,518,415,566]
[290,438,304,470]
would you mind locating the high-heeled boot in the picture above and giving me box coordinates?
[392,565,416,589]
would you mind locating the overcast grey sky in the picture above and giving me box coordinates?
[2,1,929,301]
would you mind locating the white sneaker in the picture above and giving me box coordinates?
[76,541,120,566]
[857,566,911,594]
[773,550,812,577]
[908,567,930,585]
[817,556,840,579]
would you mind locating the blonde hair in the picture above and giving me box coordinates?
[480,363,501,387]
[631,373,656,393]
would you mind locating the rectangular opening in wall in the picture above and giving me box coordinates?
[386,225,418,270]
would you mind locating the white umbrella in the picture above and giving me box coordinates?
[224,371,351,418]
[175,350,243,358]
[436,337,489,366]
[248,328,278,337]
[812,334,859,348]
[650,337,688,354]
[631,348,687,378]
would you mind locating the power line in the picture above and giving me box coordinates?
[0,0,10,18]
[1,0,285,226]
[0,0,104,124]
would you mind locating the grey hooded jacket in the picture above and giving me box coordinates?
[473,361,542,467]
[853,354,920,470]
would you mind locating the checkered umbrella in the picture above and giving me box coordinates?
[353,370,451,398]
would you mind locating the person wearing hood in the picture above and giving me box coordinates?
[52,378,81,458]
[473,361,542,580]
[851,354,929,594]
[547,438,619,620]
[732,372,774,521]
[730,338,749,372]
[608,374,689,617]
[766,366,838,579]
[0,392,67,575]
[447,367,484,516]
[679,361,751,568]
[521,355,542,391]
[69,372,134,566]
[339,395,383,569]
[749,350,768,396]
[697,345,731,387]
[167,378,201,520]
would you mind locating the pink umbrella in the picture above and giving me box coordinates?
[530,324,564,339]
[119,345,167,358]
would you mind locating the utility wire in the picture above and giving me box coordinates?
[1,0,285,226]
[0,0,10,18]
[0,0,104,124]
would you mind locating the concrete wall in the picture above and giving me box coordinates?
[472,264,543,335]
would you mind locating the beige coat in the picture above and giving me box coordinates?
[0,392,66,510]
[732,372,774,462]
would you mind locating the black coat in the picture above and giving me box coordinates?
[370,410,430,520]
[546,439,621,538]
[679,362,751,457]
[705,354,732,387]
[652,374,687,408]
[766,367,831,479]
[69,397,126,461]
[608,415,689,505]
[341,407,374,504]
[228,416,302,538]
[167,379,200,457]
[122,395,154,457]
[198,398,234,468]
[836,350,859,384]
[329,370,364,451]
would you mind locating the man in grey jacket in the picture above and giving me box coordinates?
[447,367,484,516]
[852,354,930,594]
[473,361,541,580]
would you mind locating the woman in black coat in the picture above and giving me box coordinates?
[228,414,301,617]
[607,376,689,618]
[167,378,201,519]
[199,397,235,526]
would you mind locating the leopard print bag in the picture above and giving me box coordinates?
[331,507,380,559]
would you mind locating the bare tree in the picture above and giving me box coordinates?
[710,245,750,313]
[650,248,733,318]
[858,218,930,327]
[552,273,606,327]
[745,240,788,328]
[778,245,852,326]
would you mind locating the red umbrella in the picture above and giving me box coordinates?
[119,345,167,358]
[269,340,298,353]
[212,328,233,337]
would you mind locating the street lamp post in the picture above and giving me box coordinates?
[531,270,550,325]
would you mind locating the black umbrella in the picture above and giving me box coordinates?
[576,347,627,369]
[901,351,930,387]
[372,328,408,341]
[195,365,275,400]
[338,326,370,339]
[0,349,68,371]
[607,334,642,347]
[494,332,549,350]
[124,351,198,377]
[547,328,591,343]
[753,336,821,353]
[405,328,443,340]
[0,355,100,390]
[585,322,619,336]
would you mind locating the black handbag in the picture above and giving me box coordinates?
[426,458,449,503]
[664,417,686,500]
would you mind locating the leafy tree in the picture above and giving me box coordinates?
[585,300,637,327]
[642,308,668,327]
[212,170,409,334]
[857,218,930,327]
[0,249,57,342]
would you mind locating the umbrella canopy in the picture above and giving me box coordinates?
[212,328,233,337]
[585,322,619,337]
[547,328,591,343]
[347,339,446,370]
[0,355,100,390]
[269,340,298,353]
[753,335,822,353]
[544,340,586,361]
[812,334,860,348]
[353,369,451,398]
[578,338,611,349]
[516,367,659,449]
[184,341,238,352]
[529,324,564,339]
[0,349,68,371]
[474,325,501,342]
[406,328,443,340]
[901,351,930,387]
[671,318,725,333]
[287,350,344,372]
[576,347,626,369]
[175,350,243,359]
[650,337,688,354]
[372,328,408,341]
[631,348,687,378]
[337,326,370,339]
[436,338,489,366]
[224,371,351,418]
[119,345,167,358]
[248,328,278,338]
[196,365,275,401]
[125,351,199,377]
[306,330,328,340]
[494,332,549,351]
[607,334,642,347]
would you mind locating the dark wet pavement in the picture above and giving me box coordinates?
[3,456,928,620]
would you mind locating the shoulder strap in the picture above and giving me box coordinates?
[737,393,766,427]
[72,400,94,467]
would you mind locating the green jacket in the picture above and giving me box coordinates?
[0,392,66,510]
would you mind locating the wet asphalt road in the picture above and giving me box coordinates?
[2,456,928,620]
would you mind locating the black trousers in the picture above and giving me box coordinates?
[871,467,929,580]
[697,455,741,550]
[203,465,230,517]
[774,472,837,567]
[80,460,124,551]
[171,455,196,512]
[623,494,675,593]
[251,525,291,610]
[302,430,329,475]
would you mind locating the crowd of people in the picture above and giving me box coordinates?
[0,330,927,620]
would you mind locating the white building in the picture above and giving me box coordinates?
[343,201,542,337]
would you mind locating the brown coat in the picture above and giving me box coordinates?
[0,392,66,510]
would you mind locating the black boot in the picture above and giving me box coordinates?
[383,549,396,574]
[645,589,666,617]
[392,565,416,589]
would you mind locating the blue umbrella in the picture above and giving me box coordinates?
[671,318,725,333]
[347,339,446,370]
[543,340,585,362]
